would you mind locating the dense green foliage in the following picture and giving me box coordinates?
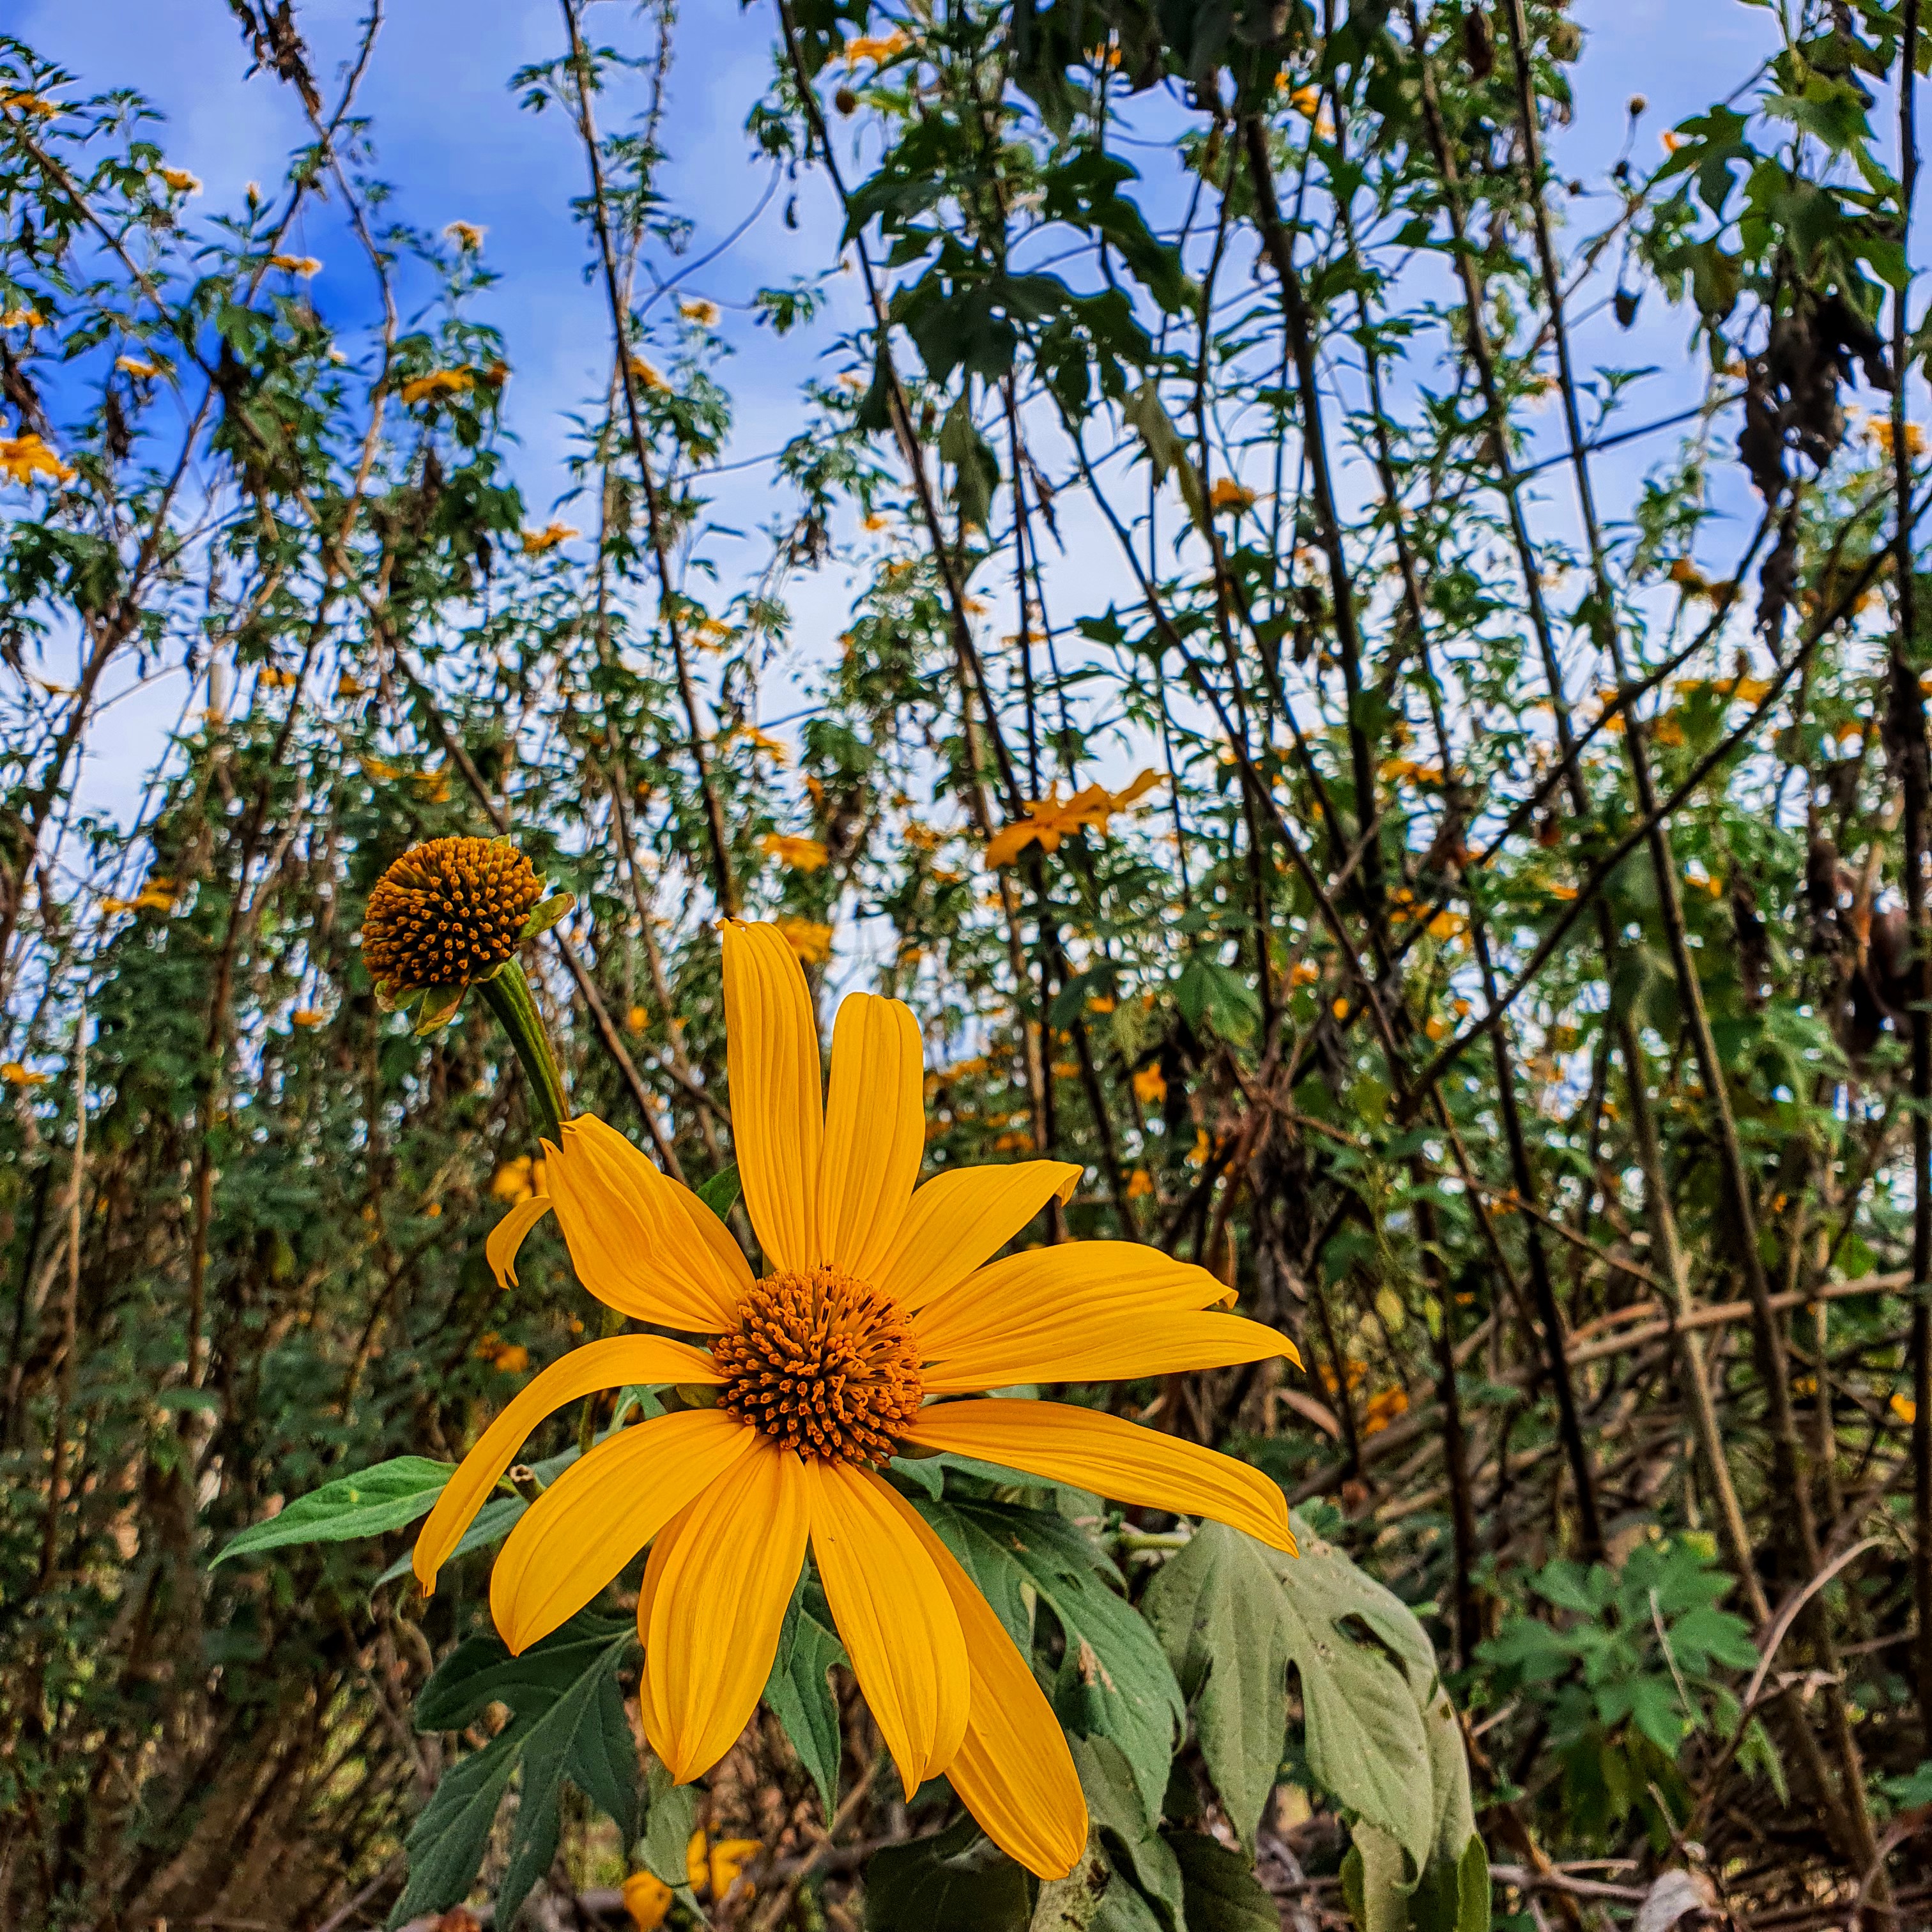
[3,0,1932,1924]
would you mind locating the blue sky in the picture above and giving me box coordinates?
[18,0,1781,518]
[12,0,1844,837]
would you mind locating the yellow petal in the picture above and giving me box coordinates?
[913,1243,1294,1391]
[637,1436,809,1781]
[818,992,924,1278]
[490,1408,757,1653]
[487,1192,554,1287]
[901,1400,1294,1552]
[878,1482,1085,1878]
[871,1161,1083,1311]
[805,1460,969,1795]
[546,1116,748,1330]
[412,1335,721,1592]
[723,921,824,1273]
[922,1307,1292,1392]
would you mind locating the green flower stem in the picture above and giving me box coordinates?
[480,958,569,1146]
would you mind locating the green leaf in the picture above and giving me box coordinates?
[765,1579,846,1821]
[1174,958,1261,1047]
[213,1455,454,1565]
[1267,1515,1438,1870]
[1028,1834,1110,1932]
[696,1163,742,1220]
[393,1612,640,1930]
[1140,1522,1291,1851]
[1165,1831,1278,1932]
[930,1499,1183,1823]
[865,1814,1034,1932]
[413,983,466,1036]
[1340,1825,1413,1932]
[641,1762,703,1890]
[519,889,575,939]
[1068,1735,1183,1929]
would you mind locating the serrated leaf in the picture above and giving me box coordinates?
[214,1455,454,1565]
[1140,1522,1291,1851]
[394,1613,640,1929]
[765,1579,846,1821]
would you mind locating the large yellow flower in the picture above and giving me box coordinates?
[415,921,1297,1879]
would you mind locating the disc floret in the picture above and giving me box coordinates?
[363,836,546,995]
[714,1265,923,1464]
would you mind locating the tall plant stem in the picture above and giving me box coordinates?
[480,960,570,1148]
[1499,0,1879,1871]
[557,0,739,920]
[1889,0,1932,1756]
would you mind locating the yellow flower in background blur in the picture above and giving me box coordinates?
[1362,1386,1410,1436]
[291,1009,326,1028]
[445,220,486,249]
[1,307,46,328]
[679,298,719,325]
[1131,1064,1167,1107]
[843,29,908,63]
[1866,418,1926,459]
[1893,1393,1918,1427]
[492,1155,549,1204]
[473,1333,532,1374]
[1,1062,49,1087]
[418,923,1296,1880]
[622,1870,672,1931]
[268,254,321,275]
[686,1829,762,1902]
[400,369,474,405]
[1126,1169,1154,1199]
[628,355,670,392]
[0,433,75,486]
[734,725,791,765]
[1208,477,1257,514]
[158,167,202,194]
[985,770,1162,868]
[115,354,158,378]
[521,521,578,556]
[759,832,829,872]
[774,917,834,965]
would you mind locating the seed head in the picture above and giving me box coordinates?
[362,836,544,992]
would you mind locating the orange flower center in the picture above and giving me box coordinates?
[714,1265,923,1465]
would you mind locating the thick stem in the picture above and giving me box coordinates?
[481,960,570,1147]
